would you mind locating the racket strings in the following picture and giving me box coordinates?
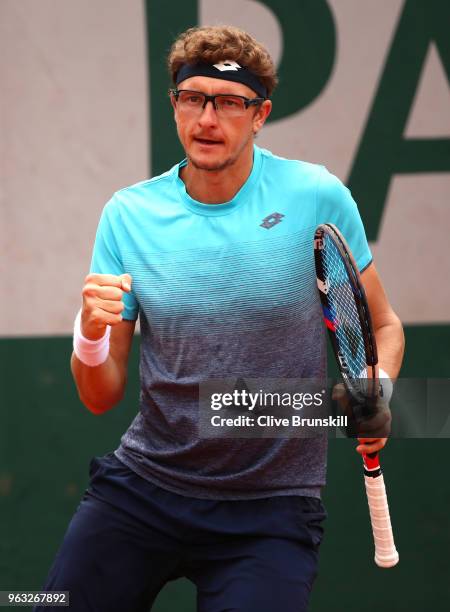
[322,235,367,379]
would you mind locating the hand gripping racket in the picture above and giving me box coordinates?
[314,223,399,568]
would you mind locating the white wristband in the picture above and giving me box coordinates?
[378,367,393,403]
[358,367,394,403]
[73,310,111,367]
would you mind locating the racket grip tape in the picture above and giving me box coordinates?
[364,471,399,568]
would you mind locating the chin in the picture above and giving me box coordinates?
[192,161,229,172]
[188,151,236,172]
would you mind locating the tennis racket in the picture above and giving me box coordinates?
[313,223,399,568]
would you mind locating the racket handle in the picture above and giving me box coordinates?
[363,453,399,568]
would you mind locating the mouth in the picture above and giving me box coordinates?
[194,137,224,147]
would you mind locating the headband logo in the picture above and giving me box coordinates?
[213,60,242,72]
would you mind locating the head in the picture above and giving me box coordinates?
[167,25,277,172]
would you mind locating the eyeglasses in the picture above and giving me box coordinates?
[169,89,266,118]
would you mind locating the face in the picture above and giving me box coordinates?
[170,76,271,172]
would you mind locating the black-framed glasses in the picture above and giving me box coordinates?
[169,89,266,118]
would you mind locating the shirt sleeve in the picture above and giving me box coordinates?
[316,166,372,272]
[90,196,139,320]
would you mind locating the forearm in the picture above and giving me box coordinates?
[71,352,127,414]
[374,313,405,379]
[361,264,405,380]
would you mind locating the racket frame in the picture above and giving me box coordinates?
[314,223,399,568]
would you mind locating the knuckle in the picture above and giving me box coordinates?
[82,283,97,298]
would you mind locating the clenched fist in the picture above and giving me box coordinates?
[80,273,132,340]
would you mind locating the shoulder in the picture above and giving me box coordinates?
[104,162,181,216]
[316,165,350,199]
[258,147,322,183]
[257,148,347,193]
[315,166,361,219]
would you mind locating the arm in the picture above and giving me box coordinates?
[356,262,405,454]
[361,262,405,379]
[71,273,136,414]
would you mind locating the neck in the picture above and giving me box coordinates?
[181,145,254,204]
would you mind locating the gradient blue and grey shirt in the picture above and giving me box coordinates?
[90,145,372,500]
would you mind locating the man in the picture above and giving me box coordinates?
[37,25,404,612]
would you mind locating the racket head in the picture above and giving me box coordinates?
[314,223,378,397]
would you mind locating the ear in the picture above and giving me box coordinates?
[253,99,272,135]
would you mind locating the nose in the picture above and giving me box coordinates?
[198,99,219,126]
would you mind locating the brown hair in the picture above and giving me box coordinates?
[168,25,278,97]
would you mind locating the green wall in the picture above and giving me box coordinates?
[1,328,449,610]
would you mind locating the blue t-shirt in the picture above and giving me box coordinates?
[91,145,372,500]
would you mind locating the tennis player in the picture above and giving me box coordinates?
[36,25,404,612]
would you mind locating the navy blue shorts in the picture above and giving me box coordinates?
[36,453,326,612]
